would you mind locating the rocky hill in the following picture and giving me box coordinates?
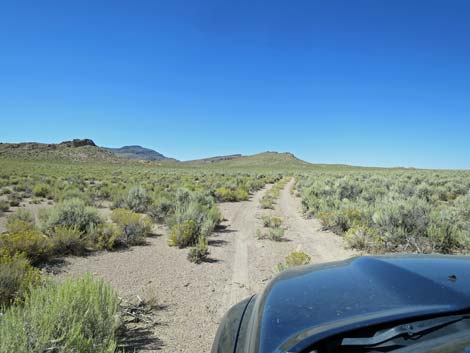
[0,139,319,170]
[0,139,120,162]
[183,154,242,164]
[184,151,313,169]
[104,145,176,161]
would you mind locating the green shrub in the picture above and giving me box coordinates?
[148,197,173,223]
[297,172,470,254]
[187,236,209,263]
[257,225,285,241]
[29,197,42,204]
[344,225,382,253]
[214,187,233,202]
[214,187,249,202]
[454,193,470,223]
[318,208,365,234]
[0,252,41,307]
[113,186,151,213]
[0,275,120,353]
[125,186,151,213]
[427,210,463,253]
[111,208,152,245]
[6,218,35,234]
[32,183,50,198]
[0,222,52,265]
[7,193,21,207]
[40,198,103,236]
[90,223,121,250]
[49,226,87,256]
[261,215,282,228]
[55,187,91,203]
[6,209,34,228]
[260,196,275,209]
[166,188,221,248]
[234,188,249,201]
[200,207,222,237]
[0,188,11,196]
[268,227,285,241]
[277,249,311,272]
[0,200,9,212]
[169,219,198,248]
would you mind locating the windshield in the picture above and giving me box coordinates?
[306,313,470,353]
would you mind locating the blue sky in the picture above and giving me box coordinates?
[1,1,469,169]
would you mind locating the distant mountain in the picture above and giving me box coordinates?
[104,145,176,161]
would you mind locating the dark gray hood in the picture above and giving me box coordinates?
[247,255,470,353]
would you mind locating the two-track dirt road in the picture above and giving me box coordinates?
[56,179,354,353]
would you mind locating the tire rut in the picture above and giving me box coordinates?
[217,186,269,313]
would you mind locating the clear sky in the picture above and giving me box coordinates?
[1,1,469,169]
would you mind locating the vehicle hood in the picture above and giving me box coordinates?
[249,255,470,353]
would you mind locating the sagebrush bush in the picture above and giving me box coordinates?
[125,185,151,213]
[148,196,173,223]
[0,222,52,265]
[260,196,275,209]
[187,236,209,263]
[0,187,11,196]
[454,193,470,225]
[166,188,221,248]
[261,215,282,228]
[6,208,34,228]
[257,225,285,241]
[113,186,151,213]
[318,210,352,234]
[277,249,311,272]
[0,252,41,307]
[54,187,91,203]
[39,198,103,236]
[344,225,382,253]
[214,187,249,202]
[297,172,470,254]
[111,208,152,245]
[7,193,21,207]
[90,223,121,250]
[32,183,50,198]
[427,209,463,253]
[169,219,198,248]
[268,227,285,241]
[0,199,9,212]
[49,226,87,256]
[0,275,120,353]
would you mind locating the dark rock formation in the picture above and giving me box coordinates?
[59,139,96,148]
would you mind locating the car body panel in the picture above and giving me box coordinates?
[212,255,470,353]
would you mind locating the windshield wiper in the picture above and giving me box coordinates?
[341,314,470,347]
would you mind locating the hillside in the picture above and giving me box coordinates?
[184,151,313,169]
[0,139,370,171]
[0,139,121,163]
[104,145,176,161]
[183,154,242,164]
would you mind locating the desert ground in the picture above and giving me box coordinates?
[52,178,354,353]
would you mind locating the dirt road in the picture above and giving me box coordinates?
[277,178,354,263]
[55,180,354,353]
